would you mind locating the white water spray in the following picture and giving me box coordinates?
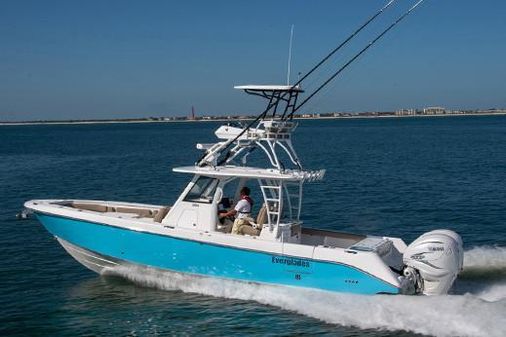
[463,246,506,270]
[104,246,506,337]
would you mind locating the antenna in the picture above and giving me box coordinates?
[286,24,294,85]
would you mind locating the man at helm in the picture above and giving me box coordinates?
[219,186,259,235]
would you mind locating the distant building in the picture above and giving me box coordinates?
[423,106,446,115]
[395,108,416,116]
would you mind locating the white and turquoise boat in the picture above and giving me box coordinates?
[25,1,464,296]
[25,84,463,296]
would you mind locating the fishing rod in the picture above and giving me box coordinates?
[291,0,425,115]
[234,0,398,124]
[288,0,397,96]
[198,0,398,167]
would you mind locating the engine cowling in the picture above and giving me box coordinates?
[403,229,463,295]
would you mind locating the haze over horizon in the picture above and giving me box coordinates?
[1,0,505,122]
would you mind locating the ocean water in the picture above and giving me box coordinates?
[1,116,505,336]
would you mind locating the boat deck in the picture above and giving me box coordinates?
[41,200,367,250]
[49,200,170,224]
[301,227,366,249]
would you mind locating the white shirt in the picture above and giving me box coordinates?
[234,199,252,219]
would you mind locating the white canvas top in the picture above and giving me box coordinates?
[234,85,303,92]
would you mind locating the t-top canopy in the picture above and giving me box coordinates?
[173,165,325,182]
[234,85,304,93]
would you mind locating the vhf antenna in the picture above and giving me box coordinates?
[287,24,295,85]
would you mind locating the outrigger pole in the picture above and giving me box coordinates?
[288,0,397,95]
[291,0,425,115]
[197,0,424,167]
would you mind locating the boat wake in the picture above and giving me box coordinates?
[460,246,506,277]
[103,246,506,337]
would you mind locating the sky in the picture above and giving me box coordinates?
[1,0,505,121]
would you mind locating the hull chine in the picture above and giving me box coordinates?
[56,237,119,274]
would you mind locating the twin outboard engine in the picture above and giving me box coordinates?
[403,230,463,295]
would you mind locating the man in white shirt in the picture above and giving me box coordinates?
[219,186,259,235]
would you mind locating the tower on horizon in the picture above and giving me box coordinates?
[190,106,196,120]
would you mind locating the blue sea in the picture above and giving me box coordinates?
[1,116,505,336]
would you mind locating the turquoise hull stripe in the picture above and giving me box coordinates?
[36,213,399,295]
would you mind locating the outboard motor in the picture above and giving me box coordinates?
[403,229,463,295]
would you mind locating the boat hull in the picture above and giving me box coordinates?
[36,213,400,295]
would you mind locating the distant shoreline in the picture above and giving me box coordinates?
[1,111,505,126]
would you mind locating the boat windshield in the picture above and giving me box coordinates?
[184,176,219,203]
